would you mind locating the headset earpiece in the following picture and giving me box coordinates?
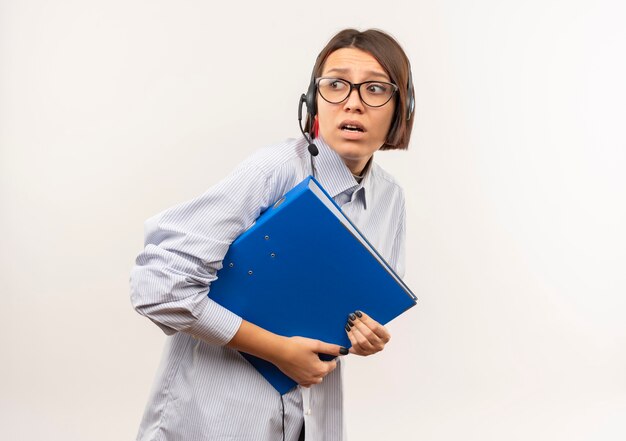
[406,62,415,121]
[305,75,317,119]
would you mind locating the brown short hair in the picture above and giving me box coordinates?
[307,29,415,150]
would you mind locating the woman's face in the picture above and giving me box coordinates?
[316,47,396,175]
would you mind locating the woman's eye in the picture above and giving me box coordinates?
[366,83,388,94]
[329,80,347,90]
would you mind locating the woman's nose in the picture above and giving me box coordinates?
[343,86,364,112]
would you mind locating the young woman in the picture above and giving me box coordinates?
[130,28,415,441]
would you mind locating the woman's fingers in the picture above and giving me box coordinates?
[275,337,343,386]
[315,341,350,357]
[353,311,391,342]
[345,311,391,356]
[348,330,374,355]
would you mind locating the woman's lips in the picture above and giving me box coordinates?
[338,120,366,140]
[339,128,366,140]
[339,120,366,132]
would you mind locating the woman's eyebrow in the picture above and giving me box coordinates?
[323,67,390,80]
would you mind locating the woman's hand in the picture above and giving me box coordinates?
[227,320,348,387]
[271,336,348,387]
[345,311,391,356]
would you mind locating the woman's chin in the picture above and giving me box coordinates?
[325,142,376,172]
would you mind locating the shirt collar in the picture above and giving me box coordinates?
[354,157,373,209]
[313,137,374,209]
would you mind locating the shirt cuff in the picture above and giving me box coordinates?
[186,297,243,346]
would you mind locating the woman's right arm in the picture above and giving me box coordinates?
[130,159,344,385]
[129,164,266,346]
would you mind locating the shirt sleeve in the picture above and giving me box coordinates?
[129,161,272,346]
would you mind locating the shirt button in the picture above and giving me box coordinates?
[306,408,312,415]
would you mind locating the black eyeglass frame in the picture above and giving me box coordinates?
[315,77,399,108]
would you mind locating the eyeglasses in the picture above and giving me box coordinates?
[316,77,398,108]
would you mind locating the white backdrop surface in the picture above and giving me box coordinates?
[1,1,625,440]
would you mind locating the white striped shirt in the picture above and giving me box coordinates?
[130,136,406,441]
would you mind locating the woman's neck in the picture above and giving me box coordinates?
[347,156,373,181]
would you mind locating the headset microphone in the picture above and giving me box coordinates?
[307,143,319,157]
[298,94,318,177]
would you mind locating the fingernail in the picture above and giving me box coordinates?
[349,313,356,321]
[345,324,351,332]
[355,310,363,318]
[339,347,349,355]
[347,319,354,327]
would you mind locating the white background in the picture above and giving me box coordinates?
[1,1,625,440]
